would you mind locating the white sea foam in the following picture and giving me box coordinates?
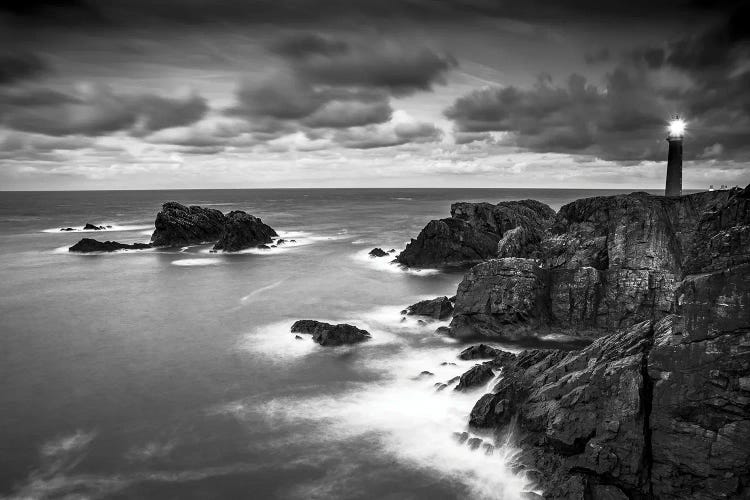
[231,303,534,499]
[352,248,440,276]
[171,258,222,266]
[43,224,153,233]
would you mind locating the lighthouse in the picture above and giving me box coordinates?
[665,117,685,197]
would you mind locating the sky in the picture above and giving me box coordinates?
[0,0,748,190]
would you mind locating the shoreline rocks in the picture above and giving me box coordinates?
[396,199,555,268]
[369,247,388,257]
[291,320,371,346]
[69,238,152,253]
[401,296,454,320]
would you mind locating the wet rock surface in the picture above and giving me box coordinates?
[151,202,227,247]
[402,296,454,320]
[454,363,494,391]
[69,238,152,253]
[368,247,388,257]
[212,211,277,252]
[457,344,505,360]
[290,320,371,346]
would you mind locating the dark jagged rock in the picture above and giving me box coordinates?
[368,247,388,257]
[83,223,105,230]
[290,320,370,346]
[151,202,227,247]
[396,200,555,268]
[451,187,750,340]
[455,363,494,391]
[458,344,505,360]
[453,431,469,444]
[450,258,548,340]
[402,296,454,320]
[213,211,277,252]
[467,437,483,450]
[467,263,750,499]
[69,238,151,253]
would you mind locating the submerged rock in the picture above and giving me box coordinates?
[151,202,226,247]
[368,247,388,257]
[69,238,151,253]
[402,296,454,320]
[213,211,277,252]
[290,320,371,346]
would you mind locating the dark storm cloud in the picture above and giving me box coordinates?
[225,33,451,147]
[0,0,738,30]
[269,33,457,95]
[446,2,750,162]
[0,53,50,85]
[0,85,208,136]
[333,121,442,149]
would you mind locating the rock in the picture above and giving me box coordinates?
[60,227,75,231]
[447,376,460,385]
[294,335,303,340]
[213,211,277,252]
[290,320,371,346]
[151,202,226,247]
[482,443,494,455]
[396,200,555,268]
[434,383,447,391]
[435,326,450,335]
[417,320,427,326]
[368,247,388,257]
[440,361,456,366]
[452,431,469,444]
[466,261,750,499]
[450,188,750,340]
[69,238,152,253]
[467,437,483,450]
[418,371,434,377]
[402,296,454,320]
[388,249,396,253]
[83,223,105,230]
[458,344,505,360]
[277,239,286,245]
[455,364,494,391]
[450,258,548,339]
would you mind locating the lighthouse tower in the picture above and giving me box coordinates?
[665,117,685,197]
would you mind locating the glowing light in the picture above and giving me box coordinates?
[668,118,686,138]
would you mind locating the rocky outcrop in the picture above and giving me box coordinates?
[401,296,454,320]
[83,223,106,230]
[467,262,750,499]
[396,200,555,268]
[290,320,371,346]
[369,247,388,257]
[450,186,750,340]
[150,202,227,247]
[450,258,548,339]
[212,211,277,252]
[455,363,495,391]
[458,344,505,360]
[69,238,152,253]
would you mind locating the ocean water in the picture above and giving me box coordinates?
[0,188,658,500]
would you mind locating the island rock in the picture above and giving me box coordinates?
[69,238,152,253]
[290,320,371,346]
[212,211,277,252]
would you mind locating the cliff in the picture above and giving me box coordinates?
[447,187,750,340]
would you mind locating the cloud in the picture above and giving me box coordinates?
[0,52,50,85]
[0,84,208,136]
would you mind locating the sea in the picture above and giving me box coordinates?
[0,188,660,500]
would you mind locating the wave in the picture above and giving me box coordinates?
[230,302,534,499]
[171,258,222,266]
[392,197,414,201]
[352,248,440,276]
[43,224,153,234]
